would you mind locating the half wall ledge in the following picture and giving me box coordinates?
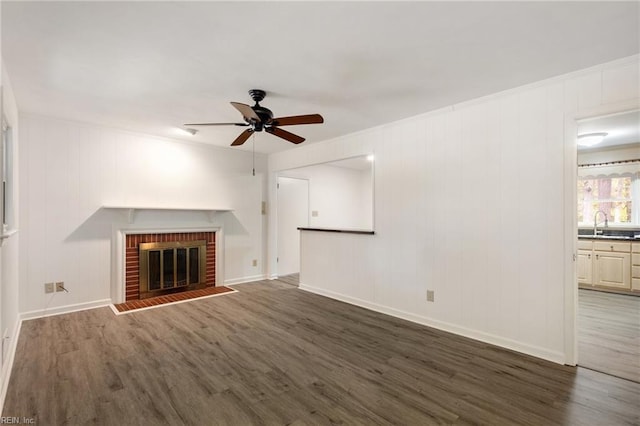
[298,227,375,235]
[102,206,233,224]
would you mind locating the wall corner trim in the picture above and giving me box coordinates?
[0,317,22,415]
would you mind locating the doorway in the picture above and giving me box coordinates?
[575,109,640,383]
[276,176,309,277]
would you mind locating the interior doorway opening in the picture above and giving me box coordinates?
[276,176,309,277]
[574,109,640,383]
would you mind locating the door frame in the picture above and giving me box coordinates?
[563,99,640,366]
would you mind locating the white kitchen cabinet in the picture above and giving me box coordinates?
[593,241,631,253]
[632,243,640,291]
[577,250,593,285]
[593,251,631,289]
[578,238,637,292]
[577,240,594,287]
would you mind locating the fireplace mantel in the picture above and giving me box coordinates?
[102,206,233,224]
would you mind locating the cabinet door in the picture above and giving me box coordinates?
[594,251,631,289]
[577,250,592,285]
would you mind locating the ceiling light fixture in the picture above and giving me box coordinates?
[577,132,607,147]
[175,127,198,136]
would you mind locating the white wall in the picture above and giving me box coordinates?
[0,60,21,411]
[280,162,373,230]
[18,114,267,315]
[269,55,640,363]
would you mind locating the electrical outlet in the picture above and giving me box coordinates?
[252,259,257,267]
[44,283,54,294]
[426,290,435,302]
[55,282,66,292]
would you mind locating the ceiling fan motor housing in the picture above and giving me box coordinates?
[247,90,272,131]
[251,106,273,131]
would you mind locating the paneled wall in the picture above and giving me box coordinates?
[269,56,640,363]
[18,115,267,315]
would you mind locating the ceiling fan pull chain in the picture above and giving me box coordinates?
[252,132,256,176]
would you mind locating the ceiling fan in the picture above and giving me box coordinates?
[185,89,324,146]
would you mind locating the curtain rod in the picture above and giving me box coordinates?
[578,158,640,168]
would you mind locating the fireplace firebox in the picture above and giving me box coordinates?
[138,240,207,299]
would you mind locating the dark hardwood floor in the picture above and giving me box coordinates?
[578,288,640,383]
[3,279,639,425]
[275,273,299,287]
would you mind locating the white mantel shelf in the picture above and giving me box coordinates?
[102,206,233,224]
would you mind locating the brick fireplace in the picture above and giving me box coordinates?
[124,232,216,301]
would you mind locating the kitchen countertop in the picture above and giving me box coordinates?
[578,235,639,240]
[298,227,375,235]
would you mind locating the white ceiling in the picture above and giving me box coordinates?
[2,1,639,154]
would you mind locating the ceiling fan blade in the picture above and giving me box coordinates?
[231,129,254,146]
[271,114,324,126]
[266,127,305,144]
[231,102,261,122]
[184,122,248,126]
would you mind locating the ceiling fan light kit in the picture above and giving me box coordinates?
[185,89,324,146]
[175,127,198,136]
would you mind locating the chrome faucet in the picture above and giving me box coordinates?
[593,210,608,236]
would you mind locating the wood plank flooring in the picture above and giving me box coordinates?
[3,279,640,425]
[275,273,299,287]
[578,288,640,383]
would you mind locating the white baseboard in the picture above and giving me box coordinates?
[224,274,268,286]
[0,317,22,415]
[299,283,565,365]
[20,299,113,321]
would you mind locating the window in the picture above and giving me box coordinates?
[577,175,636,226]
